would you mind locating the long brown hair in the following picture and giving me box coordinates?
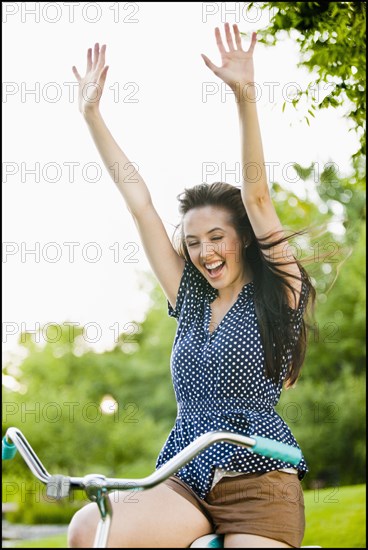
[172,182,316,387]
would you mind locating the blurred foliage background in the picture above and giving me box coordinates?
[2,1,366,525]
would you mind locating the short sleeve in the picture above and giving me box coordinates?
[287,276,310,320]
[167,261,207,320]
[286,277,310,346]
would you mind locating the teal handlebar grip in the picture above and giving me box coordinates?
[252,436,302,466]
[2,437,17,460]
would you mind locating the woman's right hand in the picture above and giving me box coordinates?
[72,43,109,116]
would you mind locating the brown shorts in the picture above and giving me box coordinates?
[164,470,305,548]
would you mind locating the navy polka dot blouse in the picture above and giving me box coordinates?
[155,260,309,499]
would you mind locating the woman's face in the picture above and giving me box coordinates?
[183,206,249,291]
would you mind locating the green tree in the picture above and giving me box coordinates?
[2,291,178,522]
[250,1,366,157]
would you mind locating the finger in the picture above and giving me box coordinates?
[72,66,81,82]
[98,65,109,89]
[201,54,220,74]
[248,32,257,54]
[97,44,106,71]
[224,22,235,51]
[92,42,99,70]
[215,27,227,55]
[233,24,243,50]
[86,48,92,73]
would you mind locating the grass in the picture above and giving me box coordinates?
[7,484,366,548]
[302,484,366,548]
[11,535,67,548]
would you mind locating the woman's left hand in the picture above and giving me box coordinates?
[202,23,257,91]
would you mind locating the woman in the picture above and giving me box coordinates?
[69,23,315,548]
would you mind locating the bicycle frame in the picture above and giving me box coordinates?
[3,426,303,548]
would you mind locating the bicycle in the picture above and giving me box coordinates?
[3,427,321,548]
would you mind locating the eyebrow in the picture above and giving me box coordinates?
[185,227,225,239]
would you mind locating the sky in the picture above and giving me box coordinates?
[2,2,359,364]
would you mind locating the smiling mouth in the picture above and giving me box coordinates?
[204,261,225,278]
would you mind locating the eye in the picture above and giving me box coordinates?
[212,236,223,241]
[187,242,198,247]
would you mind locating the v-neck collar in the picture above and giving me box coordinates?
[205,280,255,338]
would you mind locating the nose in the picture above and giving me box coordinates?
[200,241,218,262]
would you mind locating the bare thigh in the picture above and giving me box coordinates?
[68,483,212,548]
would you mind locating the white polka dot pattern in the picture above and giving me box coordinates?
[155,261,309,499]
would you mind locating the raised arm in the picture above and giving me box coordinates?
[72,43,152,215]
[72,43,184,308]
[202,25,302,308]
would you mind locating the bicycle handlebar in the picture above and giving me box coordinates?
[3,427,303,547]
[3,426,302,501]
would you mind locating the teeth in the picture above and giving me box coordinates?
[205,261,224,270]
